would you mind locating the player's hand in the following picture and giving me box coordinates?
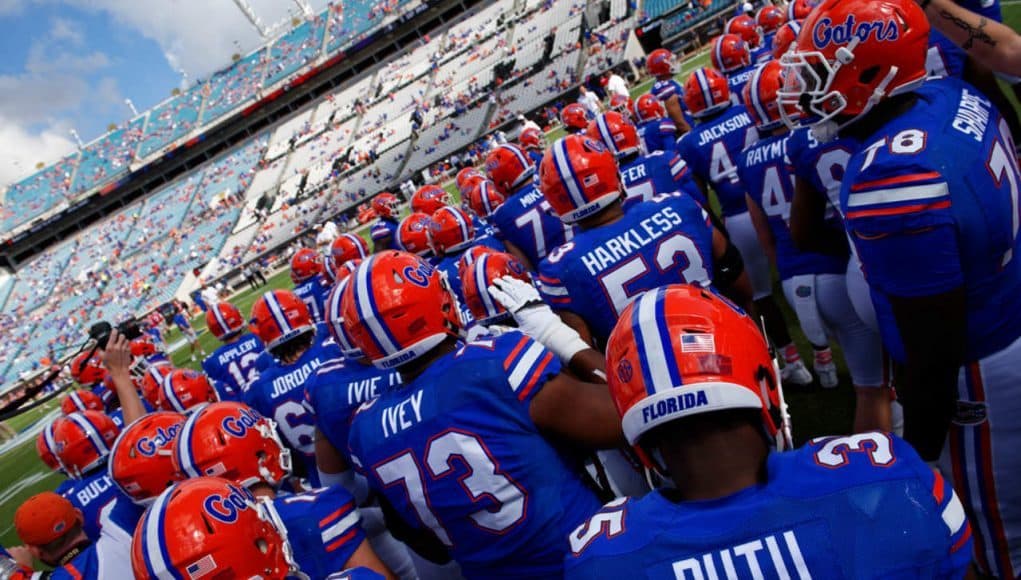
[102,329,133,375]
[488,276,544,314]
[5,545,33,569]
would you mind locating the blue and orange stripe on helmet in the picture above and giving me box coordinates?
[747,64,772,126]
[69,391,86,412]
[551,139,589,209]
[67,413,110,458]
[173,408,201,480]
[263,292,294,338]
[352,256,401,357]
[632,289,685,396]
[473,255,500,320]
[141,485,182,579]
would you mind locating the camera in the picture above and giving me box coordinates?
[89,318,144,350]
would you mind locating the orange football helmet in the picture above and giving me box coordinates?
[173,402,292,489]
[61,389,105,415]
[683,67,731,118]
[70,352,107,387]
[586,112,642,159]
[160,369,219,414]
[711,34,751,73]
[560,103,591,133]
[411,184,452,215]
[645,48,677,78]
[466,180,505,218]
[206,302,246,340]
[108,411,185,505]
[428,206,476,254]
[397,213,434,257]
[371,192,400,219]
[290,248,323,284]
[51,411,121,479]
[249,290,315,353]
[538,135,622,223]
[340,252,460,368]
[131,478,299,579]
[459,251,532,326]
[605,285,792,469]
[485,144,536,195]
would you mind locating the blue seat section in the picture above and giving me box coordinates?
[264,16,328,87]
[0,157,77,232]
[200,50,268,124]
[135,86,205,159]
[120,171,205,254]
[69,116,148,196]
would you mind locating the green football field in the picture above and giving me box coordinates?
[2,8,1020,546]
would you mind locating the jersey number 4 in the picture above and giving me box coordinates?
[374,430,526,547]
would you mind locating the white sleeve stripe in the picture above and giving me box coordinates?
[322,510,361,543]
[508,342,546,391]
[941,491,967,535]
[846,182,949,208]
[538,282,569,296]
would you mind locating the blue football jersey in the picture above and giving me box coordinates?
[294,274,331,324]
[928,30,966,79]
[637,118,678,154]
[370,218,399,249]
[305,356,402,459]
[726,65,757,105]
[751,44,771,64]
[347,332,602,579]
[652,78,695,126]
[538,196,714,343]
[677,105,756,217]
[270,486,366,577]
[526,148,545,167]
[203,333,265,395]
[64,469,120,542]
[490,181,575,267]
[620,151,705,208]
[738,132,848,279]
[840,78,1021,363]
[244,324,343,486]
[786,126,860,213]
[565,433,972,579]
[761,32,776,56]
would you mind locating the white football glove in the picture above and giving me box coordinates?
[488,276,589,364]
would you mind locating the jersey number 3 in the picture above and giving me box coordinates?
[374,430,526,547]
[813,432,895,469]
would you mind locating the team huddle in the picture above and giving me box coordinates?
[5,0,1021,577]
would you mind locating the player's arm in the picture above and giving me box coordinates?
[315,429,373,505]
[344,541,397,580]
[789,176,849,255]
[921,0,1021,77]
[745,193,777,266]
[847,175,963,460]
[500,239,535,272]
[377,493,453,565]
[529,373,623,448]
[664,96,691,135]
[489,277,605,382]
[710,226,755,315]
[100,330,147,424]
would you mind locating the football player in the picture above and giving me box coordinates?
[586,111,703,207]
[677,67,814,386]
[108,411,185,506]
[518,126,546,167]
[645,48,692,133]
[739,62,894,432]
[158,368,236,413]
[369,192,402,252]
[429,205,504,304]
[69,351,110,407]
[396,212,435,261]
[49,411,122,543]
[631,93,678,155]
[725,12,769,64]
[131,477,392,579]
[330,233,370,276]
[202,301,265,395]
[340,251,623,578]
[564,285,972,579]
[784,0,1021,574]
[246,289,344,488]
[291,247,331,323]
[484,143,574,270]
[536,134,752,346]
[561,103,592,135]
[710,34,757,106]
[170,300,204,362]
[170,403,397,578]
[756,5,786,56]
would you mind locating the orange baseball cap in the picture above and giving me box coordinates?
[14,492,81,546]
